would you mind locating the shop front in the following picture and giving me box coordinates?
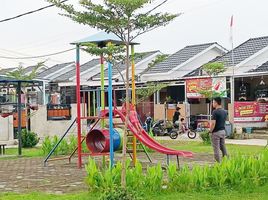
[233,74,268,128]
[185,77,229,130]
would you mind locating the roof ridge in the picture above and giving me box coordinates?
[248,35,268,41]
[184,42,216,48]
[214,35,268,64]
[135,50,160,54]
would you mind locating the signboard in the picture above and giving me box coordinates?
[212,77,227,97]
[186,77,227,98]
[234,101,268,123]
[186,78,212,98]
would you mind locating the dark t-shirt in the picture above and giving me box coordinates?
[212,108,227,132]
[173,111,180,123]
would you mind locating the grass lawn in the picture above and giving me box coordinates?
[160,140,265,155]
[5,147,43,157]
[0,147,43,160]
[1,140,265,160]
[1,184,268,200]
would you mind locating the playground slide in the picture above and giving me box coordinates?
[114,109,193,157]
[130,112,193,157]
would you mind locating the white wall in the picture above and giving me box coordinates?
[30,104,87,140]
[0,115,14,143]
[237,49,268,73]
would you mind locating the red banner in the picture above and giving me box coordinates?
[186,78,212,98]
[234,101,268,123]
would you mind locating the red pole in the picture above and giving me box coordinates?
[76,45,82,168]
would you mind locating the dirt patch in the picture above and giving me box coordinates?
[0,152,215,194]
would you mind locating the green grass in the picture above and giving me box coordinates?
[1,140,264,160]
[1,185,268,200]
[160,140,265,155]
[0,147,43,160]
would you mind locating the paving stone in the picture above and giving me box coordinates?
[0,154,212,193]
[0,185,6,189]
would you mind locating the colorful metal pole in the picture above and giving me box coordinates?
[108,57,114,168]
[97,89,100,115]
[83,91,86,117]
[88,92,90,117]
[100,54,105,128]
[93,91,96,116]
[17,81,22,156]
[131,45,137,165]
[76,45,82,168]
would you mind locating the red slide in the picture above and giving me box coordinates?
[115,109,193,157]
[131,113,193,157]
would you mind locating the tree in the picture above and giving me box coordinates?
[136,82,167,103]
[147,54,168,69]
[198,62,227,120]
[47,0,179,187]
[6,62,44,130]
[6,62,44,82]
[83,42,127,82]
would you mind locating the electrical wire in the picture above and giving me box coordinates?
[0,0,69,23]
[0,48,75,59]
[0,48,66,63]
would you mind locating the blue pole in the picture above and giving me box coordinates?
[108,61,114,168]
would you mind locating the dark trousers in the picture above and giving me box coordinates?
[211,130,228,162]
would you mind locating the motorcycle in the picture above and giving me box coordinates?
[169,122,197,140]
[151,120,166,136]
[151,119,197,139]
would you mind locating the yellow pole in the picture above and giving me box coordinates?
[131,45,137,165]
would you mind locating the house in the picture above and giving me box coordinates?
[184,36,268,128]
[141,43,227,81]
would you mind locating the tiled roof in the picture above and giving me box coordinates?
[215,36,268,66]
[184,56,222,77]
[143,43,216,74]
[92,51,159,79]
[38,62,74,79]
[55,59,99,82]
[0,68,15,75]
[185,36,268,77]
[248,60,268,73]
[24,65,47,74]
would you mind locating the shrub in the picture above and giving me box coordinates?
[51,135,59,155]
[84,150,268,195]
[69,135,77,152]
[41,135,89,156]
[199,131,211,144]
[100,187,142,200]
[21,129,39,148]
[144,164,163,193]
[42,136,52,155]
[58,138,69,155]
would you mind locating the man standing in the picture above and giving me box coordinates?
[173,107,181,126]
[210,97,228,162]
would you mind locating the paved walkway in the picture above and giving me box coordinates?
[0,152,214,194]
[225,139,267,146]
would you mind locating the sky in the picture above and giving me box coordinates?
[1,0,268,69]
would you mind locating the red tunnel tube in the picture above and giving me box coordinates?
[86,129,122,153]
